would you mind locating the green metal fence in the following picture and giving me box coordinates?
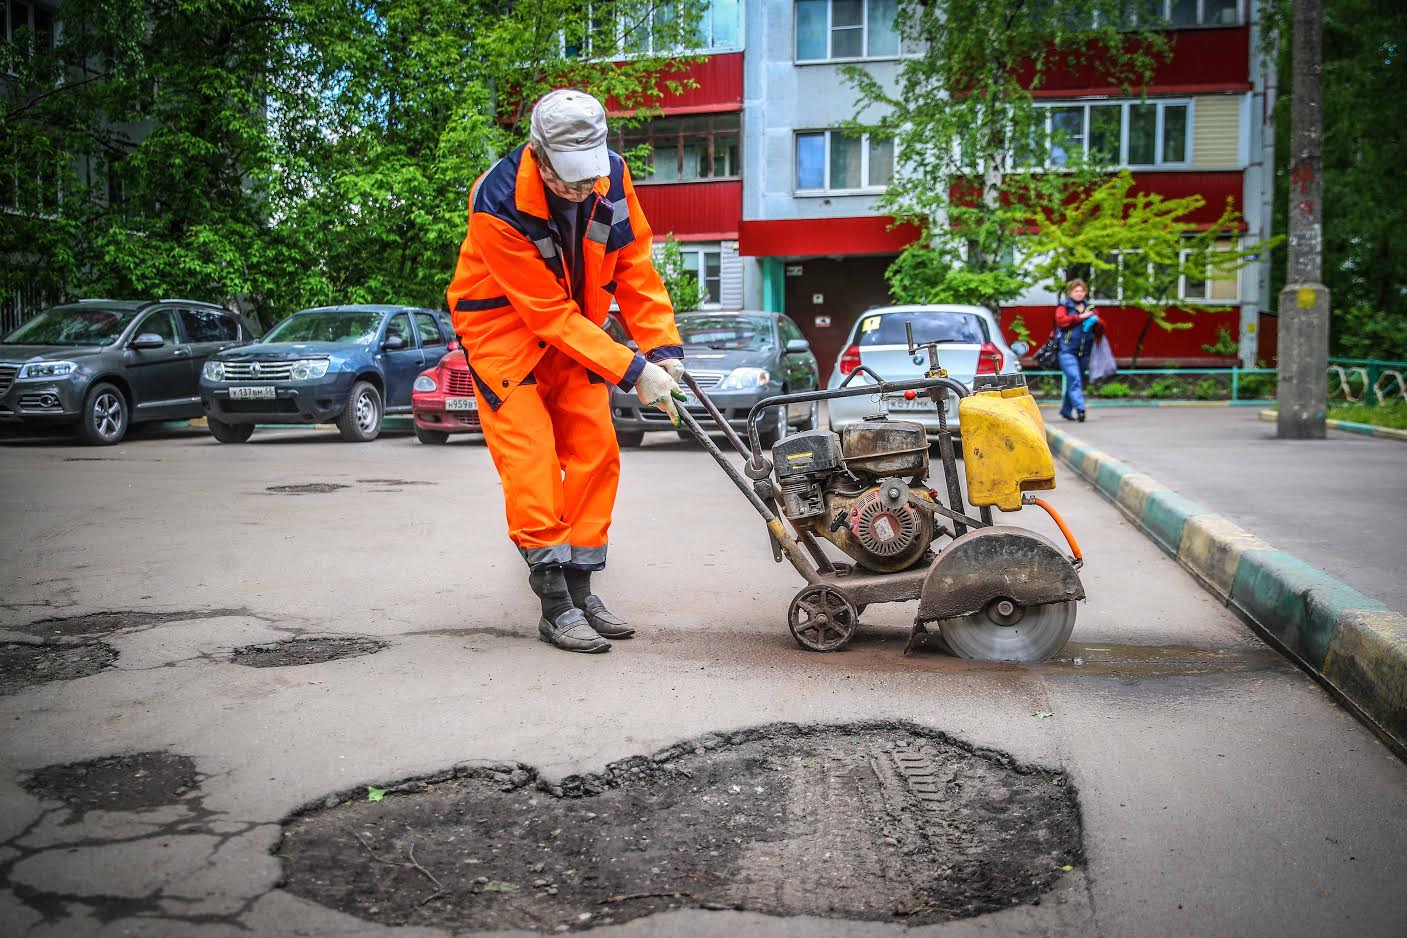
[1023,358,1407,406]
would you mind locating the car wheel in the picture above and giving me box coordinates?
[758,398,788,449]
[337,381,383,442]
[76,382,128,446]
[415,425,450,445]
[208,417,254,443]
[795,398,819,432]
[616,429,645,448]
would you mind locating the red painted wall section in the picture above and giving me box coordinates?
[1131,171,1244,224]
[608,52,744,115]
[635,180,742,239]
[738,216,922,257]
[1029,27,1251,95]
[1002,304,1241,364]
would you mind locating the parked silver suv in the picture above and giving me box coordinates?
[0,299,256,444]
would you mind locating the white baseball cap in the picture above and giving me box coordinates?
[530,89,610,183]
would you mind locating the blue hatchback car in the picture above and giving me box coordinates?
[199,305,455,443]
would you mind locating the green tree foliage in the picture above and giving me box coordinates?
[843,0,1169,311]
[1267,0,1407,359]
[1,0,705,327]
[655,236,702,313]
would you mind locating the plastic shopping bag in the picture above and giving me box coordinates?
[1089,334,1118,384]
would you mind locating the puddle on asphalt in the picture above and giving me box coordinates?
[14,609,248,638]
[24,752,198,814]
[229,636,387,668]
[0,642,117,695]
[266,483,350,495]
[280,723,1082,931]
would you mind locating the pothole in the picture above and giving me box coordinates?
[280,723,1082,931]
[0,642,117,695]
[266,483,350,495]
[230,636,387,668]
[24,751,199,813]
[16,609,247,637]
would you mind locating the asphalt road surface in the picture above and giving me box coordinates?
[2,424,1405,937]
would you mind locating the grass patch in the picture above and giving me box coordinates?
[1328,401,1407,430]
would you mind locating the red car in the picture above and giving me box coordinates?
[411,347,481,443]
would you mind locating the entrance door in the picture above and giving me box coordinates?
[783,255,896,383]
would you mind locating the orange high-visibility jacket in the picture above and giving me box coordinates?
[446,144,682,411]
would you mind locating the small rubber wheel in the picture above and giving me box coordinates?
[208,417,254,443]
[616,429,645,448]
[415,425,450,445]
[337,381,382,442]
[795,399,819,432]
[77,382,128,445]
[787,584,858,652]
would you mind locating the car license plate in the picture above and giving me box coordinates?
[886,395,936,411]
[445,397,477,411]
[229,386,276,400]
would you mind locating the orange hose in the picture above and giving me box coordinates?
[1030,497,1082,561]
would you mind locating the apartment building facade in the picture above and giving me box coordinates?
[635,1,1274,371]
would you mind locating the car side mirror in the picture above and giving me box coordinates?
[383,335,407,351]
[785,338,811,354]
[1010,340,1030,357]
[130,333,165,350]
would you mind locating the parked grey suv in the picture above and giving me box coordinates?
[0,299,256,444]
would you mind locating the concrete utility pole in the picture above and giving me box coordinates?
[1276,0,1329,439]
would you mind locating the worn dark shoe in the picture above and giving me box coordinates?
[538,608,611,653]
[1077,410,1086,422]
[581,595,635,639]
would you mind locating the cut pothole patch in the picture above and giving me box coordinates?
[280,723,1082,931]
[230,636,387,668]
[15,609,248,638]
[356,478,437,486]
[266,482,350,495]
[0,642,117,695]
[24,752,199,814]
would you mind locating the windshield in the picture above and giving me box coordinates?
[678,315,774,351]
[856,311,989,347]
[263,311,383,344]
[1,306,137,347]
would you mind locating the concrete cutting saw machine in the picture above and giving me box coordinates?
[676,320,1086,661]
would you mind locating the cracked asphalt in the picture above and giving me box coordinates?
[2,424,1406,937]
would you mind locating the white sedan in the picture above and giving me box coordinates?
[826,304,1027,435]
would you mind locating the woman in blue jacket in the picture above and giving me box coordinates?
[1054,278,1098,422]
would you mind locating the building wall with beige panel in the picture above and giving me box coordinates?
[1192,95,1244,169]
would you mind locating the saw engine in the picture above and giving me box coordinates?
[771,416,939,573]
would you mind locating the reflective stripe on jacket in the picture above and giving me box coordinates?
[446,144,682,411]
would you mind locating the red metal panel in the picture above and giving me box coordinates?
[1129,171,1244,224]
[738,216,922,257]
[1029,27,1252,95]
[608,52,744,115]
[1001,304,1241,363]
[634,180,742,239]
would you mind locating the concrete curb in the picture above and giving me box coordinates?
[1046,425,1407,757]
[1258,408,1407,443]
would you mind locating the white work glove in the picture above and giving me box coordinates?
[635,360,687,427]
[658,358,686,382]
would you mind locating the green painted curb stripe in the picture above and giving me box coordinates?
[1046,423,1407,754]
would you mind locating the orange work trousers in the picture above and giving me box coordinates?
[474,347,620,570]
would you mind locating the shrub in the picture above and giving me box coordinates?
[1095,381,1131,398]
[1146,378,1188,399]
[1032,377,1061,398]
[1238,372,1276,399]
[1193,378,1221,400]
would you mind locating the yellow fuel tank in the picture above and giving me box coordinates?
[957,386,1056,511]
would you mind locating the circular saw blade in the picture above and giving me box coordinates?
[939,600,1076,663]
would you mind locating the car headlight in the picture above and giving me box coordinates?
[413,374,438,393]
[718,367,771,390]
[202,360,226,381]
[19,361,77,380]
[290,359,330,380]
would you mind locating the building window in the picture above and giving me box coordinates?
[615,114,740,183]
[795,130,894,193]
[575,0,742,58]
[1031,99,1191,169]
[1092,245,1238,304]
[795,0,902,63]
[1114,0,1243,28]
[1,137,61,215]
[5,1,55,51]
[681,245,723,306]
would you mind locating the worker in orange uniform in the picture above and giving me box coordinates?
[447,89,687,654]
